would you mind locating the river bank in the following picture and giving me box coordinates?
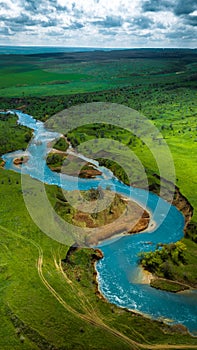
[2,109,196,334]
[88,249,191,337]
[150,174,193,231]
[47,137,193,234]
[47,149,103,178]
[53,186,151,246]
[133,181,195,292]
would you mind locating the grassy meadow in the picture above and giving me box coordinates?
[0,49,197,348]
[1,170,197,349]
[0,49,196,97]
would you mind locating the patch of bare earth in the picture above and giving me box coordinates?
[71,192,150,245]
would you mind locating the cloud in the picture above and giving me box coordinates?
[13,14,37,26]
[47,29,64,37]
[0,3,9,10]
[172,1,197,29]
[62,22,84,30]
[23,0,38,12]
[142,0,173,12]
[186,14,197,26]
[92,15,123,28]
[132,16,153,29]
[166,27,196,40]
[0,27,14,36]
[0,0,196,48]
[174,0,196,16]
[0,13,58,28]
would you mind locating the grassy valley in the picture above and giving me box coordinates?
[0,49,197,348]
[1,170,197,349]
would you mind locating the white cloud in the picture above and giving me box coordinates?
[190,10,197,16]
[0,0,196,47]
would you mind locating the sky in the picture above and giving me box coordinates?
[0,0,196,48]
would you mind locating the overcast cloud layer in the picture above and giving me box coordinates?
[0,0,196,48]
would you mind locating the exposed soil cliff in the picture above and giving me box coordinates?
[150,174,193,230]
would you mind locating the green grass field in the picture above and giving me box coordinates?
[0,49,197,348]
[0,50,196,97]
[1,170,197,349]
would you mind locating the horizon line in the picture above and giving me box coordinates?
[0,44,196,50]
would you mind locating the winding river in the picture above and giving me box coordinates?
[2,111,197,334]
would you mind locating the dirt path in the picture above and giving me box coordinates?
[153,277,195,291]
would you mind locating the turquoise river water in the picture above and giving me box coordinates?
[2,111,197,334]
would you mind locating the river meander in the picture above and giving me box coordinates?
[2,111,197,334]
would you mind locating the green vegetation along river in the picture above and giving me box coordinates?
[2,110,197,335]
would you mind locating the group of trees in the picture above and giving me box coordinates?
[140,241,187,279]
[185,223,197,243]
[97,158,130,185]
[46,153,66,169]
[0,113,32,156]
[53,137,69,152]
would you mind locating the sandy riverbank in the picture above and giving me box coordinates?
[86,202,151,246]
[13,156,29,166]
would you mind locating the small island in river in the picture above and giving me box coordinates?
[13,156,29,166]
[53,187,150,246]
[47,150,102,178]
